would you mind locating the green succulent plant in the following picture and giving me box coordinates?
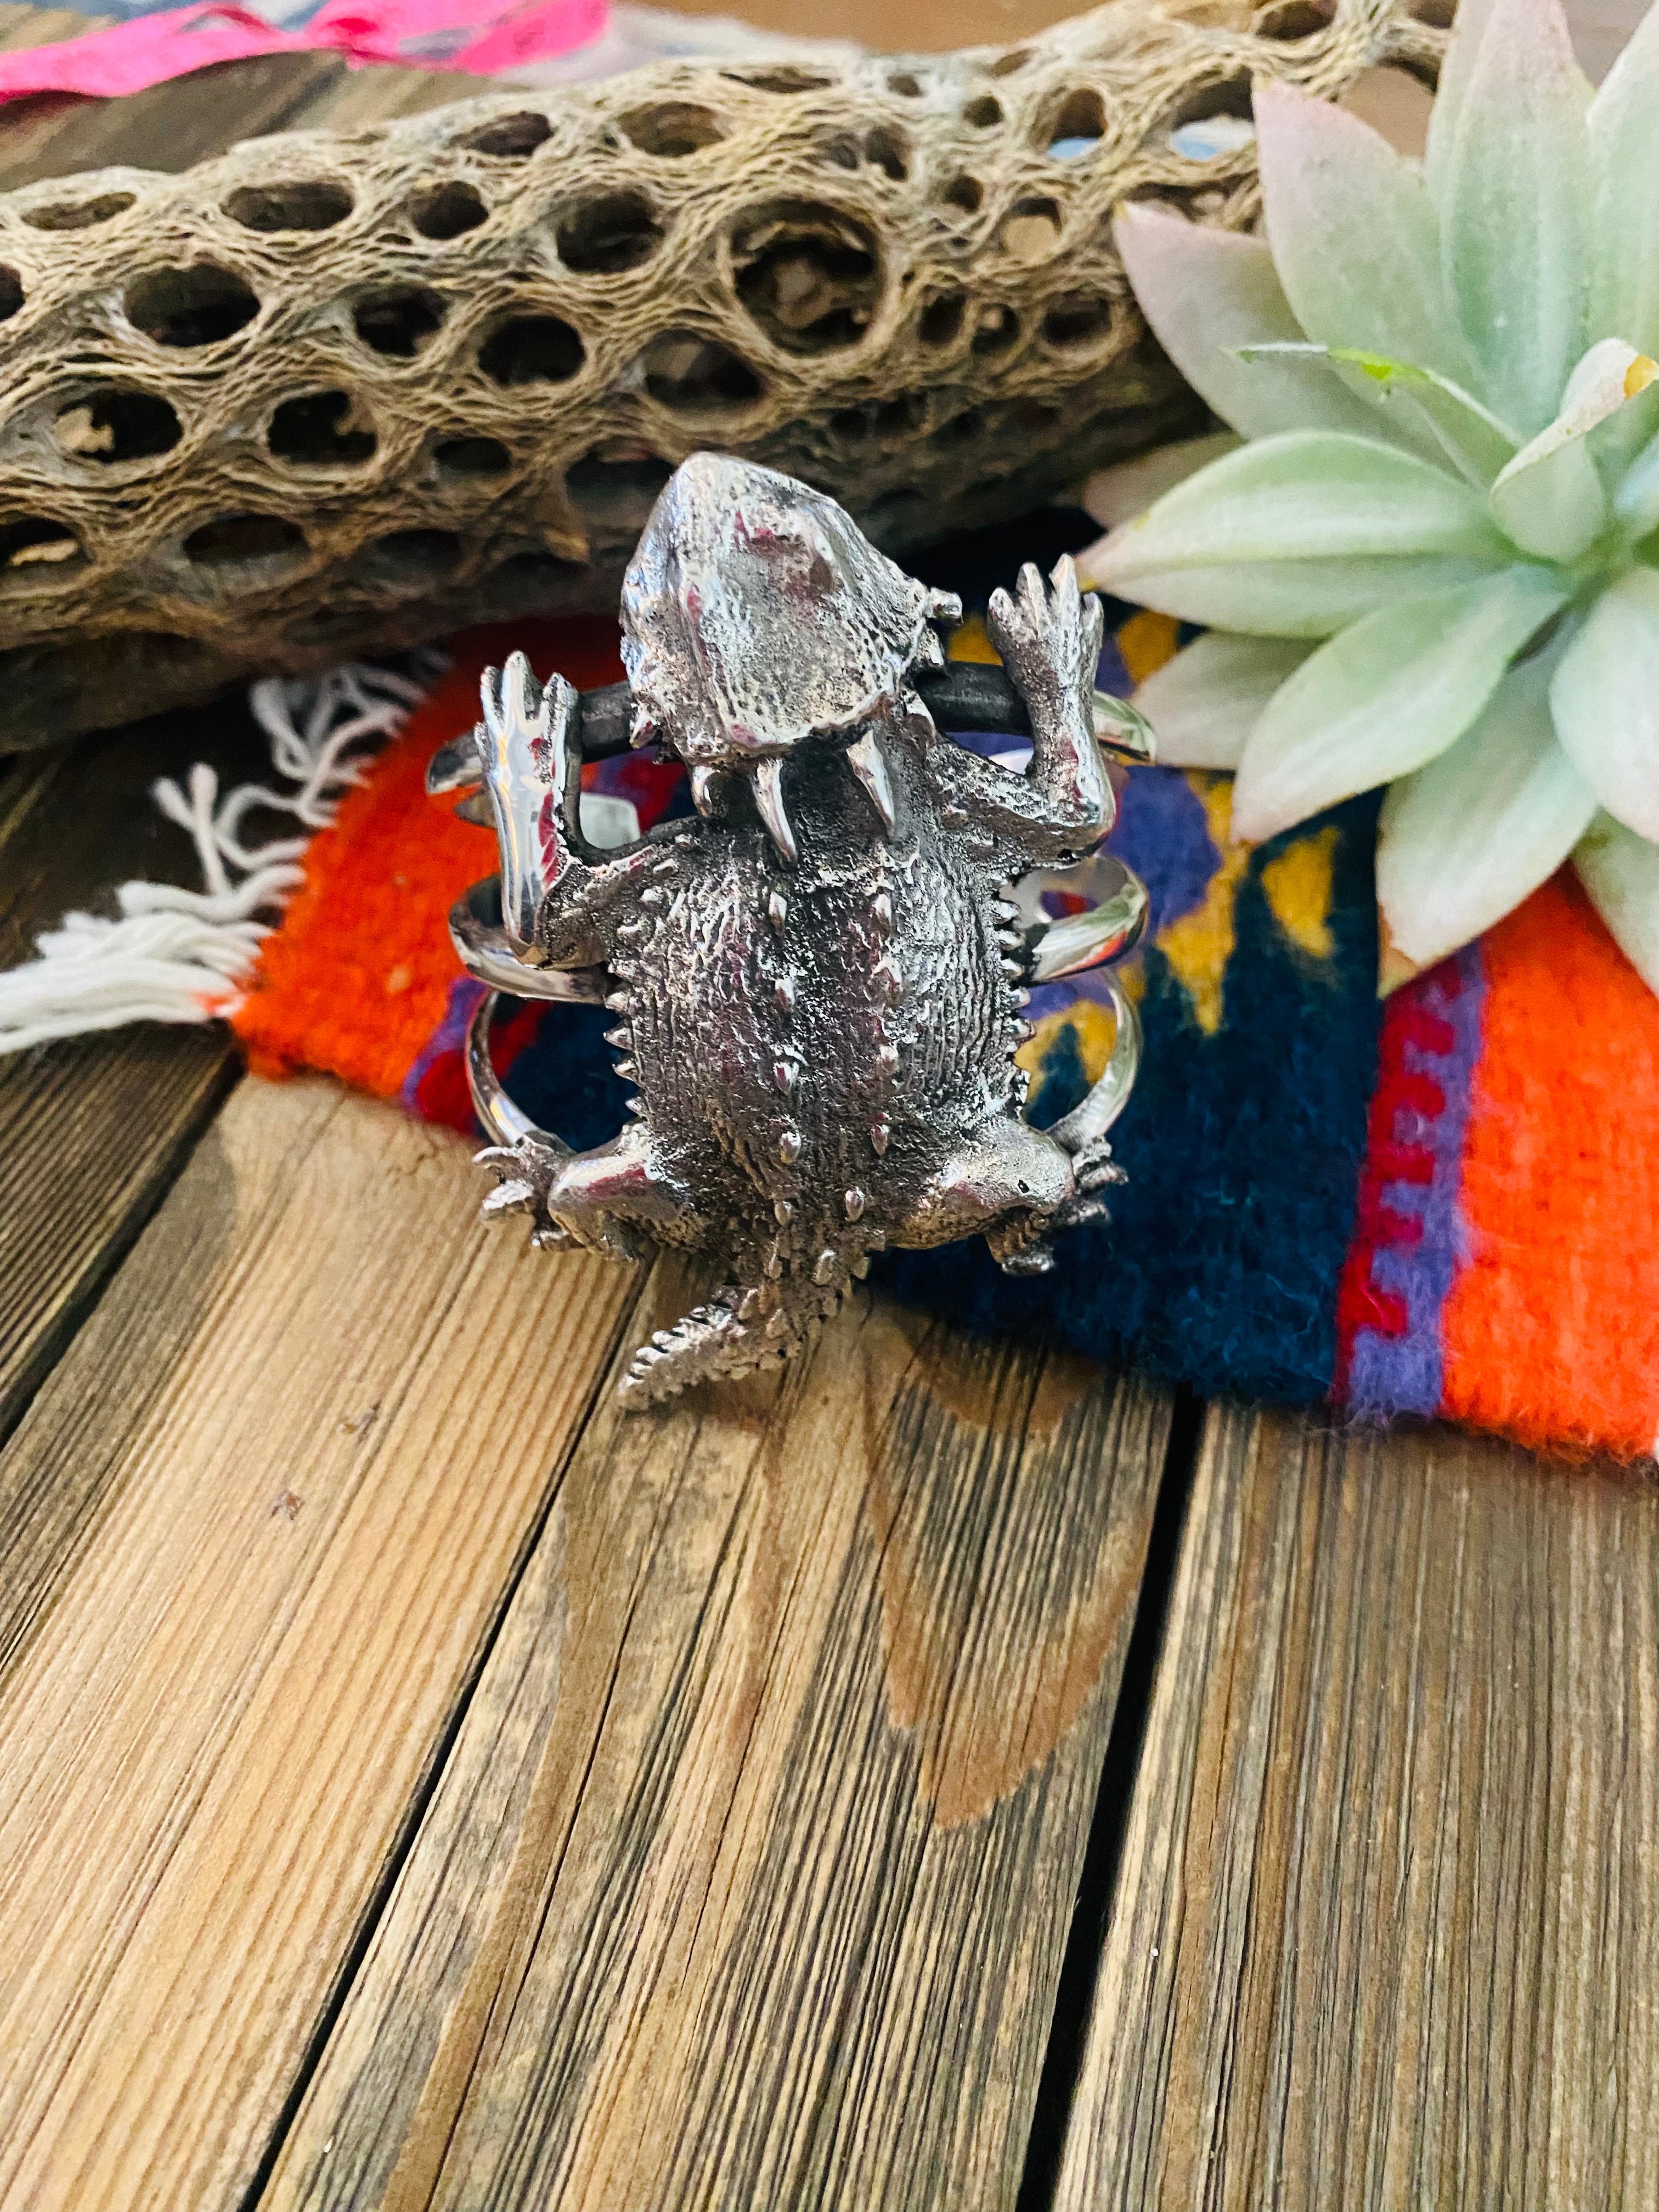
[1088,0,1659,995]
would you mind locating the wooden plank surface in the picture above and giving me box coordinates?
[1055,1403,1659,2212]
[0,710,273,1443]
[0,5,506,1457]
[0,1074,641,2212]
[261,1271,1173,2212]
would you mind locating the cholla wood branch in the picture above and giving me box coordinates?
[0,0,1442,749]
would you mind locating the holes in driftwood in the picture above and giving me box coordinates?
[567,447,674,529]
[126,263,258,347]
[479,314,585,384]
[22,191,134,230]
[183,514,306,569]
[556,190,662,274]
[433,434,512,477]
[824,133,860,171]
[724,66,833,93]
[354,528,462,588]
[972,303,1019,356]
[962,94,1002,129]
[287,605,376,648]
[918,291,964,346]
[830,393,924,442]
[887,72,922,97]
[0,517,82,580]
[224,179,353,232]
[1001,196,1062,262]
[620,101,724,155]
[0,269,21,322]
[1406,0,1453,22]
[1042,293,1114,347]
[640,330,763,414]
[1159,73,1256,154]
[410,180,488,240]
[269,390,376,468]
[487,549,584,610]
[731,200,881,353]
[1048,88,1106,156]
[353,286,446,358]
[459,110,552,156]
[55,388,182,464]
[864,126,907,180]
[933,409,983,446]
[1255,0,1334,30]
[943,174,983,214]
[988,48,1030,75]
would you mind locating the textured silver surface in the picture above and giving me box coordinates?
[433,454,1148,1408]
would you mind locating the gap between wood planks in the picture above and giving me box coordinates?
[1013,1383,1204,2211]
[232,1357,1207,2212]
[245,1273,1181,2212]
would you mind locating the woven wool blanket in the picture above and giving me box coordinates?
[53,510,1647,1465]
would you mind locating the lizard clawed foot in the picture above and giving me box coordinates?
[1071,1139,1127,1194]
[985,555,1105,735]
[475,1140,575,1250]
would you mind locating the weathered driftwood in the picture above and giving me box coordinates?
[0,0,1441,748]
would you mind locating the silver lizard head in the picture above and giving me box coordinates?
[619,453,960,857]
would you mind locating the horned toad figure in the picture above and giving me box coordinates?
[430,455,1150,1408]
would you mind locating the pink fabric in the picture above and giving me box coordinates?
[0,0,606,100]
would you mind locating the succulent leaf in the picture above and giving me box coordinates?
[1487,338,1656,557]
[1113,205,1385,444]
[1233,341,1519,482]
[1128,634,1314,770]
[1576,811,1659,992]
[1436,0,1591,436]
[1423,0,1498,204]
[1377,648,1597,983]
[1091,432,1510,634]
[1231,567,1569,840]
[1096,431,1505,567]
[1616,430,1659,535]
[1110,0,1659,996]
[1081,432,1240,532]
[1589,1,1659,354]
[1256,83,1475,388]
[1549,568,1659,839]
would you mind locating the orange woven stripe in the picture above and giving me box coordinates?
[1441,872,1659,1460]
[230,659,486,1093]
[232,621,623,1093]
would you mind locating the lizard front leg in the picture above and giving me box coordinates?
[924,557,1115,866]
[460,650,676,971]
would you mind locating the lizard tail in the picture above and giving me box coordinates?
[617,1260,856,1410]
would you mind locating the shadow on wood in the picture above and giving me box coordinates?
[264,1266,1173,2212]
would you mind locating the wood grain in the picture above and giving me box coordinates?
[0,38,525,1447]
[0,1074,641,2211]
[261,1273,1173,2212]
[0,710,276,1442]
[1054,1403,1659,2212]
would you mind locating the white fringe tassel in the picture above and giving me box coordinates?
[0,659,437,1054]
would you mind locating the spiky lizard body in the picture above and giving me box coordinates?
[435,456,1146,1408]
